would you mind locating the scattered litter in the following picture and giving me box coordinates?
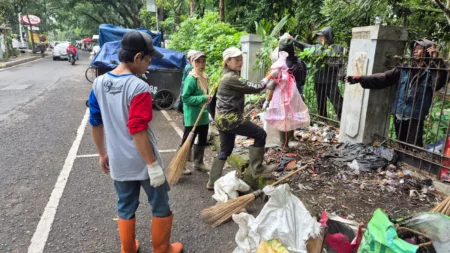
[235,136,255,147]
[440,168,450,183]
[276,156,298,172]
[320,212,362,253]
[298,183,313,191]
[294,124,339,143]
[399,212,450,253]
[347,160,360,175]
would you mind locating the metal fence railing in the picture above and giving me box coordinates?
[302,55,348,126]
[381,56,450,179]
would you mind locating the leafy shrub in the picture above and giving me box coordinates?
[167,12,247,87]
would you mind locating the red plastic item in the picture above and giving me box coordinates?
[440,136,450,182]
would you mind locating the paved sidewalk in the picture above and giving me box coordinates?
[0,53,42,68]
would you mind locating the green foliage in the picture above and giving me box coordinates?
[255,16,289,73]
[423,97,450,146]
[140,9,156,30]
[320,0,389,44]
[168,12,247,87]
[299,46,347,122]
[160,17,175,34]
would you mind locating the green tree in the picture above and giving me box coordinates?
[168,12,246,86]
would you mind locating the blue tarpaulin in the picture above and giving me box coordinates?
[91,40,187,71]
[99,24,162,47]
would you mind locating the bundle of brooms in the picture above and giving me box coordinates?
[166,86,217,185]
[430,195,450,216]
[201,164,309,227]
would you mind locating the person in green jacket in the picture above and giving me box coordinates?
[178,50,198,164]
[181,51,211,175]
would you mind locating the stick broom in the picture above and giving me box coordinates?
[201,164,309,227]
[166,86,217,185]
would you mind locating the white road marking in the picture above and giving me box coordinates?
[159,149,177,153]
[76,149,178,158]
[28,109,89,253]
[161,110,183,138]
[76,154,100,158]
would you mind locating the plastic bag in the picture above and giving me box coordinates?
[260,112,282,147]
[266,51,310,132]
[212,171,250,203]
[320,212,362,253]
[323,143,396,172]
[358,209,419,253]
[399,212,450,253]
[232,184,321,253]
[256,239,289,253]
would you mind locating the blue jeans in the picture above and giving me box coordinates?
[114,179,171,220]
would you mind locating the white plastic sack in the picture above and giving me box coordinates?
[260,112,281,148]
[232,184,322,253]
[213,171,251,203]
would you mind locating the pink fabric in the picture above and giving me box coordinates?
[266,51,310,131]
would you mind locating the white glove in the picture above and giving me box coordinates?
[147,161,166,187]
[262,101,270,111]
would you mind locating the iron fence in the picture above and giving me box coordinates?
[302,55,348,126]
[381,56,450,180]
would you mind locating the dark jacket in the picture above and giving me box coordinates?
[215,69,268,131]
[359,59,448,120]
[286,56,307,89]
[294,27,345,84]
[279,36,307,90]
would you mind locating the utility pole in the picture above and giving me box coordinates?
[43,0,48,32]
[18,13,25,46]
[26,13,35,51]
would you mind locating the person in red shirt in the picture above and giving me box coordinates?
[66,43,78,60]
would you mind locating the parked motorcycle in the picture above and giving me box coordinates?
[68,54,76,65]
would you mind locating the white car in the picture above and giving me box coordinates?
[52,42,70,61]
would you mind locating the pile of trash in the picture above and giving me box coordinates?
[321,142,397,174]
[225,183,449,253]
[295,124,339,144]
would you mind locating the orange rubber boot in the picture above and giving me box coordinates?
[118,217,140,253]
[152,213,183,253]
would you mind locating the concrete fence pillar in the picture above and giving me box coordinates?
[339,25,408,144]
[240,34,263,83]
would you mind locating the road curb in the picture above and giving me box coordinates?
[0,56,41,68]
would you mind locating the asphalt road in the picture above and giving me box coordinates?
[0,51,258,252]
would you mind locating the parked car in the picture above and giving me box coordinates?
[12,38,27,49]
[49,41,69,50]
[52,42,70,61]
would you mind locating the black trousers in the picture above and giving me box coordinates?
[217,121,266,160]
[394,118,424,147]
[181,124,209,148]
[314,82,343,120]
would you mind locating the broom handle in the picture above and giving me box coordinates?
[191,85,217,133]
[252,165,309,198]
[270,164,308,187]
